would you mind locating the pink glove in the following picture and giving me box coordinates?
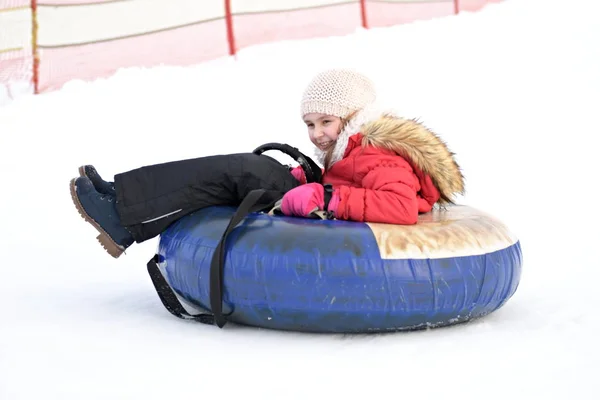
[290,166,306,184]
[281,183,340,218]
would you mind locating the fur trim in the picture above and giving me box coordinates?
[361,108,465,204]
[314,104,465,204]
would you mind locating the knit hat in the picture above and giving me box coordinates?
[300,68,377,119]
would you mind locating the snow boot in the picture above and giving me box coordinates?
[70,176,134,258]
[78,165,116,197]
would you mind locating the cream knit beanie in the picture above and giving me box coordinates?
[300,68,377,119]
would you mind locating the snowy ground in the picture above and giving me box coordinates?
[1,0,599,399]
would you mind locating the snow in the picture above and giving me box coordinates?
[1,0,599,398]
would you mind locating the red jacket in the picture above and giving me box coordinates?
[301,110,464,225]
[323,133,440,225]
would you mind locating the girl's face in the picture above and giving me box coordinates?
[303,113,343,151]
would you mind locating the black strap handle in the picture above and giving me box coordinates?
[322,183,335,220]
[209,189,278,327]
[253,142,322,184]
[147,254,215,324]
[147,189,281,328]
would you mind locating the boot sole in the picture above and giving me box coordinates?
[69,178,125,258]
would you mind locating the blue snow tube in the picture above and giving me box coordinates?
[155,205,522,333]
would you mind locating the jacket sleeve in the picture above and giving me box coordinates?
[335,165,423,225]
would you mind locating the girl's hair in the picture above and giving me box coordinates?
[322,110,358,171]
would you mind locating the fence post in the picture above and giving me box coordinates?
[360,0,368,29]
[224,0,236,56]
[31,0,39,94]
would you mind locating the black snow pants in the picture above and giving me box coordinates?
[114,153,301,243]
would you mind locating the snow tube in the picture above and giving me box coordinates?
[155,205,522,333]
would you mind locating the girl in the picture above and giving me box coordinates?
[70,68,464,259]
[277,68,465,224]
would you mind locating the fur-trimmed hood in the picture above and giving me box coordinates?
[314,104,465,204]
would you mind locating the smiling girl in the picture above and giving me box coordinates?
[281,68,465,224]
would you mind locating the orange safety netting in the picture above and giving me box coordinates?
[366,1,456,28]
[0,0,503,97]
[0,0,33,90]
